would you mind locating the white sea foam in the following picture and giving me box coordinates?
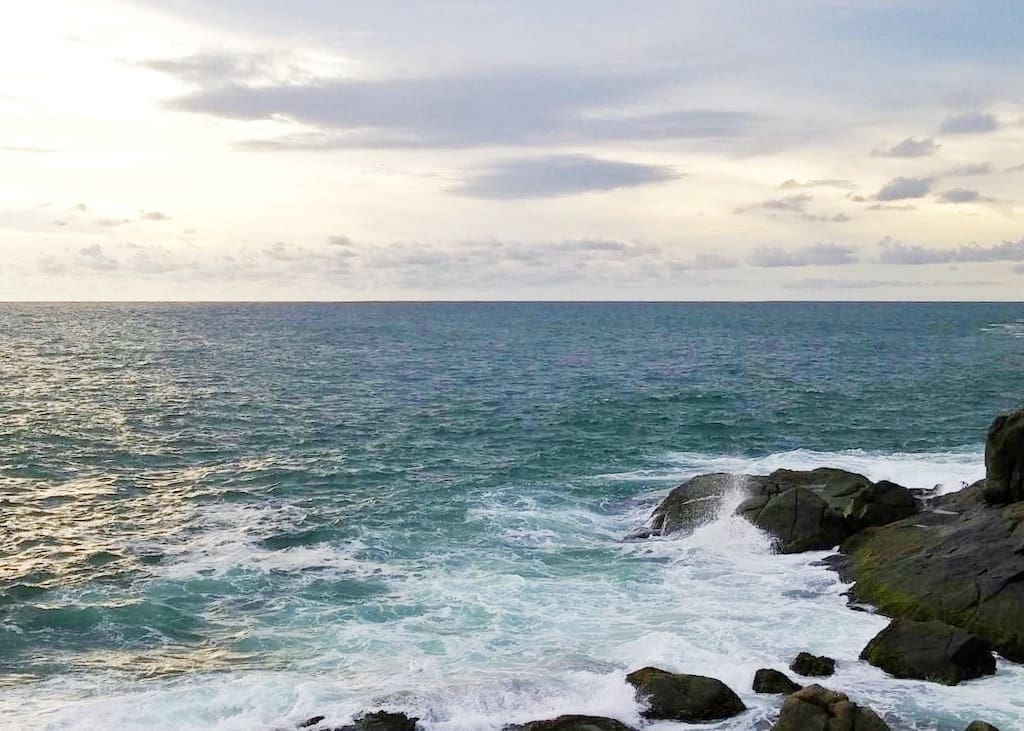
[7,451,1022,730]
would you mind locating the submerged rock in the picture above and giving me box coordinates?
[859,618,995,685]
[752,668,802,694]
[983,409,1024,504]
[789,652,836,678]
[770,684,889,731]
[840,478,1024,662]
[625,666,746,722]
[503,715,637,731]
[335,711,418,731]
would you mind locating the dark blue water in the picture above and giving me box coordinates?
[1,303,1022,730]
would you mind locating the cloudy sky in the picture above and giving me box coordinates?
[3,0,1023,300]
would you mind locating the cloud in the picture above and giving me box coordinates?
[1014,263,1024,274]
[670,253,740,270]
[783,278,918,290]
[866,203,916,211]
[140,211,171,220]
[937,188,983,204]
[735,194,851,223]
[778,179,857,190]
[156,62,758,149]
[749,242,858,267]
[940,111,999,134]
[945,162,992,177]
[454,155,679,199]
[78,244,119,270]
[875,176,933,201]
[879,236,1024,264]
[1006,163,1024,173]
[140,51,315,87]
[873,137,939,158]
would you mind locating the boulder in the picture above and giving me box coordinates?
[335,711,418,731]
[737,469,918,553]
[789,652,835,677]
[964,722,1000,731]
[983,409,1024,504]
[839,480,1024,662]
[643,468,918,550]
[860,618,995,685]
[646,473,764,535]
[771,684,889,731]
[504,716,637,731]
[752,668,802,694]
[625,666,745,722]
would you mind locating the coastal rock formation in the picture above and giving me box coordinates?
[736,469,918,553]
[504,715,637,731]
[770,685,889,731]
[983,409,1024,504]
[641,467,918,552]
[964,722,1001,731]
[789,652,836,678]
[860,618,996,685]
[297,711,419,731]
[752,668,802,694]
[840,478,1024,661]
[625,666,746,722]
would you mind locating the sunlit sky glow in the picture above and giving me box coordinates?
[3,0,1023,300]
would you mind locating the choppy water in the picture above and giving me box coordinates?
[1,303,1023,730]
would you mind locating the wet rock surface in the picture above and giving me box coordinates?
[789,652,836,678]
[770,684,890,731]
[859,618,996,685]
[625,666,746,722]
[752,668,802,694]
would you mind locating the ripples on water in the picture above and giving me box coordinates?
[1,303,1023,729]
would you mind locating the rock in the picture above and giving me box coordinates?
[964,722,1001,731]
[737,468,918,553]
[335,711,418,731]
[752,668,802,694]
[643,468,918,550]
[983,409,1024,504]
[770,684,889,731]
[648,473,765,535]
[298,718,326,729]
[860,618,995,685]
[503,715,637,731]
[839,480,1024,662]
[789,652,835,677]
[625,666,746,722]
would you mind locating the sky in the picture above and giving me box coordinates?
[2,0,1023,301]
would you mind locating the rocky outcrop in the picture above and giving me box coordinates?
[840,479,1024,662]
[737,469,918,553]
[503,716,637,731]
[859,618,995,685]
[983,409,1024,504]
[642,468,918,551]
[752,668,802,694]
[625,666,745,722]
[298,712,419,731]
[964,722,1001,731]
[789,652,835,677]
[770,684,889,731]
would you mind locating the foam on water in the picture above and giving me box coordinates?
[5,454,1022,731]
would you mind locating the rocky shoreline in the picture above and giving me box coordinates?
[289,409,1023,731]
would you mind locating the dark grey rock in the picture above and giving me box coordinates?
[335,711,418,731]
[752,668,802,694]
[860,618,995,685]
[503,715,637,731]
[964,721,1001,731]
[983,408,1024,504]
[770,684,889,731]
[625,666,745,722]
[789,652,835,677]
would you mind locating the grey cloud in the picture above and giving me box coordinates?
[946,162,992,177]
[1014,263,1024,274]
[937,188,982,204]
[141,51,313,87]
[735,194,850,223]
[867,203,916,211]
[879,236,1024,264]
[783,278,918,290]
[78,244,119,270]
[1006,163,1024,173]
[96,218,131,226]
[778,179,856,190]
[749,242,858,267]
[160,64,757,149]
[140,211,171,221]
[940,111,999,134]
[670,253,740,270]
[874,137,939,158]
[875,176,932,201]
[454,155,679,199]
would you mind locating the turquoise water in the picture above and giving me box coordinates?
[1,303,1023,730]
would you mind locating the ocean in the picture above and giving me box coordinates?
[1,302,1023,730]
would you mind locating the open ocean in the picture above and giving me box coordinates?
[2,302,1023,730]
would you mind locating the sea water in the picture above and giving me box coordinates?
[1,303,1023,730]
